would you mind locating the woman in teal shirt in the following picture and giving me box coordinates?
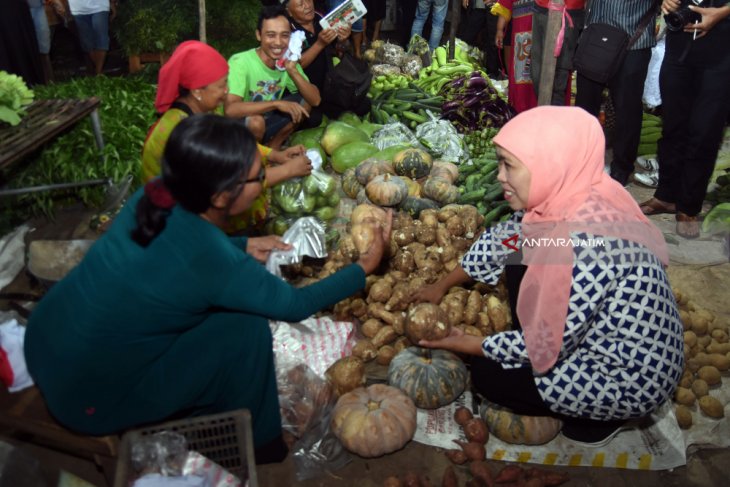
[24,115,390,463]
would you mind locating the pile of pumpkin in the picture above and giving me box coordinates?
[342,148,463,218]
[672,288,729,428]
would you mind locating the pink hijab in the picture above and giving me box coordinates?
[492,106,669,374]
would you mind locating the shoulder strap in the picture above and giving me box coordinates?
[169,101,194,117]
[628,0,662,48]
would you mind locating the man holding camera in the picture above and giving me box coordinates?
[639,0,730,239]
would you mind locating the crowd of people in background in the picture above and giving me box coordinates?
[1,0,729,238]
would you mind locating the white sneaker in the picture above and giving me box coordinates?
[633,171,659,188]
[636,156,659,172]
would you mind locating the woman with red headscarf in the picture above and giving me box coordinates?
[415,106,683,446]
[141,40,312,231]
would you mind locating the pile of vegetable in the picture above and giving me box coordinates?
[369,82,444,128]
[457,149,511,224]
[413,44,482,96]
[440,71,516,133]
[312,204,511,371]
[672,287,729,429]
[0,71,34,126]
[637,112,662,156]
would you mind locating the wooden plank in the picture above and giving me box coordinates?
[0,97,101,172]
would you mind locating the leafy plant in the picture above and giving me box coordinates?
[0,71,34,126]
[4,76,157,219]
[114,0,194,56]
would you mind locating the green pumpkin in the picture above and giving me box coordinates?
[422,177,459,205]
[393,148,433,179]
[398,196,439,218]
[481,402,563,445]
[355,158,395,185]
[365,173,408,207]
[331,141,378,174]
[388,347,467,409]
[342,168,363,199]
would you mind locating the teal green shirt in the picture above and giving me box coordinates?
[24,188,364,432]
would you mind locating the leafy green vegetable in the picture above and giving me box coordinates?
[0,71,34,126]
[4,76,157,219]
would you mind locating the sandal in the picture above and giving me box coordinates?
[639,197,676,216]
[676,212,701,239]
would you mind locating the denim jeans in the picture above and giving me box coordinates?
[410,0,448,51]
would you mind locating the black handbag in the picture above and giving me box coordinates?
[322,52,372,110]
[573,1,660,83]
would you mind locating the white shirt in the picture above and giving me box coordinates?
[68,0,110,16]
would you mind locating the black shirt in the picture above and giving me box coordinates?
[287,13,331,91]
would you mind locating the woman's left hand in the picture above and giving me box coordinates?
[246,236,292,263]
[336,25,352,40]
[419,327,485,356]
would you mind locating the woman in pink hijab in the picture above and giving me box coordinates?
[417,106,683,446]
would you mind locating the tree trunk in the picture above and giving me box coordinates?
[199,0,207,43]
[537,0,564,106]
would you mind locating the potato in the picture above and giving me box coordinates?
[690,312,709,336]
[709,353,730,371]
[385,283,410,312]
[463,325,482,337]
[361,319,384,338]
[698,395,724,418]
[351,298,368,318]
[445,215,466,237]
[691,379,709,398]
[711,329,728,343]
[325,356,366,396]
[679,310,691,331]
[420,209,439,227]
[393,336,410,353]
[376,345,397,366]
[697,366,721,385]
[679,375,693,389]
[487,295,509,332]
[674,387,696,406]
[393,226,416,247]
[707,342,730,354]
[684,330,698,348]
[698,335,712,349]
[351,339,378,362]
[464,290,482,326]
[405,303,451,344]
[437,208,457,222]
[368,280,393,304]
[415,225,437,245]
[694,308,715,323]
[675,405,693,429]
[371,325,397,348]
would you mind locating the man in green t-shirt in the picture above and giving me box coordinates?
[225,5,321,150]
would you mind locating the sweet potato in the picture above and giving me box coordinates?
[464,290,482,326]
[362,319,384,338]
[446,216,466,237]
[420,209,439,227]
[351,339,378,362]
[675,405,693,429]
[453,440,486,461]
[391,249,416,274]
[406,303,451,343]
[697,366,721,385]
[376,345,396,366]
[325,356,365,396]
[416,225,437,245]
[442,465,459,487]
[454,406,473,426]
[691,379,709,398]
[674,387,696,406]
[469,461,495,487]
[463,418,489,444]
[371,325,397,348]
[393,226,417,247]
[383,476,403,487]
[369,280,393,303]
[698,395,724,418]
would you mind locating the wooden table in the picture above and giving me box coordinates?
[0,98,104,174]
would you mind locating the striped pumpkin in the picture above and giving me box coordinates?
[481,401,563,445]
[387,347,467,409]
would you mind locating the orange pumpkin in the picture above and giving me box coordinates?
[331,384,417,457]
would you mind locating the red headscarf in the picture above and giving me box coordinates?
[493,106,668,374]
[154,41,229,113]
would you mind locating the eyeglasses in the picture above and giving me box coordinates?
[241,165,266,185]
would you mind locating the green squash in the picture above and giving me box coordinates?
[372,144,410,162]
[289,126,325,146]
[338,111,362,126]
[388,347,467,409]
[398,196,439,218]
[422,177,459,205]
[355,158,395,185]
[320,121,370,155]
[393,148,433,179]
[331,141,378,174]
[342,167,364,199]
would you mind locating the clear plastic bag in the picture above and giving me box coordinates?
[370,63,401,76]
[275,363,350,481]
[415,115,467,163]
[130,431,188,478]
[375,42,406,66]
[266,216,328,278]
[371,122,422,150]
[399,54,423,78]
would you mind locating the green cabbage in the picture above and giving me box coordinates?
[0,71,34,126]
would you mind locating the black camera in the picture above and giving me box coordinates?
[665,0,703,31]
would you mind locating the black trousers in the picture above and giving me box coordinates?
[654,22,730,216]
[458,7,500,77]
[575,48,652,185]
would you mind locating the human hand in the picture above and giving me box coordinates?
[661,0,681,15]
[317,28,338,46]
[275,100,309,124]
[282,144,306,159]
[462,0,469,8]
[285,153,313,178]
[246,235,292,263]
[336,25,352,40]
[682,6,730,37]
[357,210,393,275]
[419,327,485,356]
[495,30,505,49]
[411,283,446,305]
